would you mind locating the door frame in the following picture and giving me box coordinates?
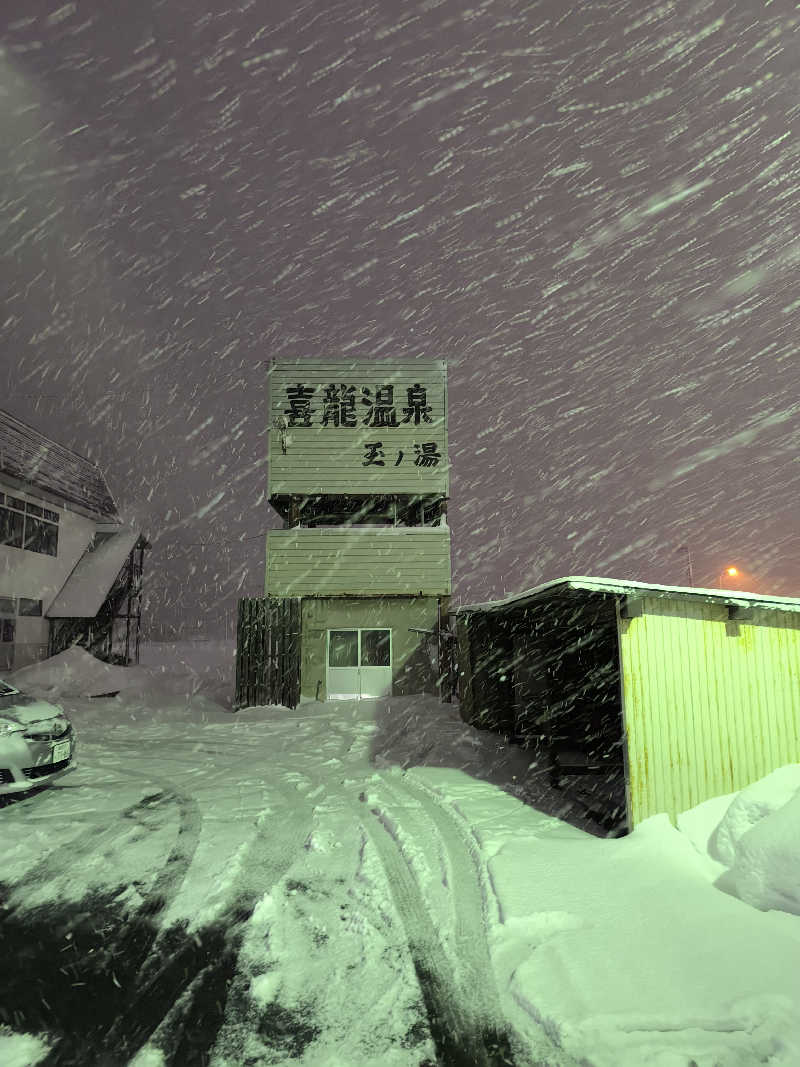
[326,627,393,700]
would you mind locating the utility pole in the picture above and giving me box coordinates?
[678,544,694,587]
[224,542,232,641]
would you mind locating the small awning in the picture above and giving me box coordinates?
[46,528,142,618]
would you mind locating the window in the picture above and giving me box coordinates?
[0,597,15,616]
[328,629,392,667]
[23,516,58,556]
[0,498,59,557]
[18,598,42,617]
[1,620,14,643]
[328,630,358,667]
[361,629,391,667]
[0,508,24,549]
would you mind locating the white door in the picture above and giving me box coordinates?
[326,628,392,700]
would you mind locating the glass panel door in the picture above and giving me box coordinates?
[329,630,358,667]
[326,629,393,700]
[327,630,360,699]
[360,629,390,667]
[358,629,392,698]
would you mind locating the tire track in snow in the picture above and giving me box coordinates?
[99,787,314,1065]
[356,782,515,1067]
[2,767,205,1067]
[365,772,580,1067]
[1,781,199,917]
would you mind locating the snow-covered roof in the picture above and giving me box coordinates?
[0,409,119,522]
[46,528,142,618]
[457,576,800,616]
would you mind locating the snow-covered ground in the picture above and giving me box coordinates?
[1,643,799,1066]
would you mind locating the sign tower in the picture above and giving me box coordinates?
[260,359,451,703]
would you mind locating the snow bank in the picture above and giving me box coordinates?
[417,764,800,1067]
[0,1029,50,1067]
[708,765,800,916]
[6,642,238,722]
[7,647,146,697]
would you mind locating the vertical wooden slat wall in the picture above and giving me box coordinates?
[235,596,302,709]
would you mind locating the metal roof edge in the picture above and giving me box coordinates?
[456,575,800,614]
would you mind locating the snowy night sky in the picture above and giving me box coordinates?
[2,0,800,634]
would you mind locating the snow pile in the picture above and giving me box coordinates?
[5,641,237,723]
[420,764,800,1066]
[0,1029,49,1067]
[709,765,800,916]
[7,647,146,698]
[131,639,237,714]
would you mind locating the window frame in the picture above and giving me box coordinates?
[0,496,59,557]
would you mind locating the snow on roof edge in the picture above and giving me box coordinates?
[457,576,800,615]
[46,527,142,618]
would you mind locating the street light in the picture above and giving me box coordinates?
[719,566,739,589]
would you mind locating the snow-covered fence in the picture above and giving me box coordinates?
[234,596,301,709]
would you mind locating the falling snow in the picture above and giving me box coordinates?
[2,0,800,1061]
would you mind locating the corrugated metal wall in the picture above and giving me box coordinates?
[266,527,451,596]
[619,596,800,825]
[268,360,449,496]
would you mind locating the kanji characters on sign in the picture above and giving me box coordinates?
[361,386,398,427]
[283,382,434,428]
[362,442,386,467]
[362,443,441,468]
[400,384,433,425]
[321,384,358,427]
[284,384,316,427]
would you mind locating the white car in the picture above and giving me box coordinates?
[0,679,76,797]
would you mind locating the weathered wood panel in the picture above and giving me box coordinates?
[266,527,451,596]
[268,360,449,496]
[235,598,269,709]
[235,596,301,709]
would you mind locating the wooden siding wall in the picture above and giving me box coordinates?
[456,611,516,735]
[620,597,800,825]
[267,527,451,597]
[512,597,621,751]
[235,597,301,709]
[457,595,627,833]
[268,360,449,496]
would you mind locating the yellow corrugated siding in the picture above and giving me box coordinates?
[268,360,449,496]
[619,596,800,825]
[267,527,451,596]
